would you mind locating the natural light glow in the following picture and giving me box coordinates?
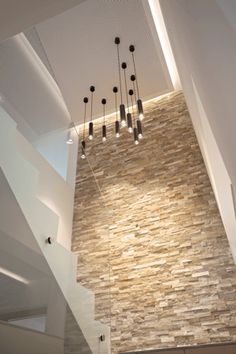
[0,266,30,284]
[148,0,181,91]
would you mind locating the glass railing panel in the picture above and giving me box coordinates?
[0,168,92,353]
[72,149,112,329]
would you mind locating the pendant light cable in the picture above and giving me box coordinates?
[115,38,123,104]
[122,62,129,112]
[130,90,135,127]
[83,97,88,140]
[130,45,140,99]
[90,87,94,122]
[115,90,118,121]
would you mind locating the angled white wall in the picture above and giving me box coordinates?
[153,0,236,261]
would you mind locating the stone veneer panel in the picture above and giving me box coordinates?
[72,92,236,353]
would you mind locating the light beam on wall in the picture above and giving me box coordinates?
[147,0,181,91]
[0,266,30,284]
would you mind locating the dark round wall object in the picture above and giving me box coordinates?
[129,89,134,96]
[90,86,95,92]
[101,98,107,105]
[121,62,127,69]
[47,237,52,244]
[83,97,88,103]
[99,334,105,342]
[130,75,136,81]
[113,86,118,93]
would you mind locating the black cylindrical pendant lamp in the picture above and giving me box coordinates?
[129,45,144,120]
[89,121,93,139]
[128,87,134,133]
[137,119,143,139]
[113,86,120,137]
[127,113,133,133]
[133,127,139,145]
[81,140,86,159]
[115,37,126,126]
[137,99,144,120]
[115,120,120,137]
[89,86,95,140]
[81,97,88,159]
[101,98,107,142]
[122,61,133,133]
[120,104,126,126]
[129,88,139,145]
[102,124,107,142]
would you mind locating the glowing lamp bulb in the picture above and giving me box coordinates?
[139,113,144,121]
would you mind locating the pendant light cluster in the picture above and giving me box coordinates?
[79,37,145,159]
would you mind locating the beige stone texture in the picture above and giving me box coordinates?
[72,91,236,353]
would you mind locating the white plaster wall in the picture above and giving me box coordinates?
[16,129,75,249]
[0,321,63,354]
[33,127,78,189]
[155,0,236,261]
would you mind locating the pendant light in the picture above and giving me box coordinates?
[131,75,143,139]
[129,44,144,120]
[101,98,107,142]
[122,62,133,133]
[129,89,139,145]
[89,86,95,140]
[115,37,126,127]
[81,96,88,159]
[113,86,120,137]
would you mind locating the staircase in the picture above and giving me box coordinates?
[0,106,110,354]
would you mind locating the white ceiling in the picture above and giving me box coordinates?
[34,0,173,125]
[0,0,85,42]
[0,0,173,139]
